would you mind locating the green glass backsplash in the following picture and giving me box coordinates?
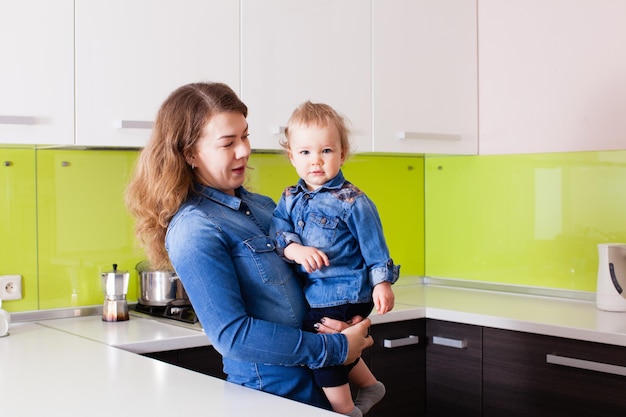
[0,148,38,311]
[425,151,626,291]
[36,150,145,309]
[0,149,423,312]
[7,146,620,312]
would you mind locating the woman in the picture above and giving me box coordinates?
[126,82,372,409]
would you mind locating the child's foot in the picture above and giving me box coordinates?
[346,406,363,417]
[354,381,386,414]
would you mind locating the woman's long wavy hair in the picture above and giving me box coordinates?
[125,82,248,269]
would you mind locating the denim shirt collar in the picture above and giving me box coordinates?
[193,183,245,211]
[294,170,346,194]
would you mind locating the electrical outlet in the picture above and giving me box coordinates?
[0,275,22,300]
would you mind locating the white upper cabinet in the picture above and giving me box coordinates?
[479,0,626,155]
[75,0,240,147]
[0,0,74,145]
[241,0,372,152]
[372,0,478,154]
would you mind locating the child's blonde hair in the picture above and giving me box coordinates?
[281,101,352,158]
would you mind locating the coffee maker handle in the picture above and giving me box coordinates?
[609,263,624,294]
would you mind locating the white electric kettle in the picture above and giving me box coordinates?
[596,243,626,311]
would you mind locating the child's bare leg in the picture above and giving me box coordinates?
[349,360,386,414]
[348,358,377,388]
[323,384,361,416]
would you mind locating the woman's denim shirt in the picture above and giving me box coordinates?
[165,184,347,407]
[271,171,400,308]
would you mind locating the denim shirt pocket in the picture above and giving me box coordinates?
[302,213,339,249]
[243,236,286,284]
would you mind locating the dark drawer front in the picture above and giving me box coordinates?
[426,319,483,417]
[483,327,626,417]
[365,319,426,417]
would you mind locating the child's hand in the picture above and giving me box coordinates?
[284,243,330,273]
[373,282,395,314]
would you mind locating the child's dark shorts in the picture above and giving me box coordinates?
[303,301,374,388]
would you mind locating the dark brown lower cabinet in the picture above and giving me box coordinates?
[143,319,626,417]
[144,320,426,417]
[483,327,626,417]
[426,319,483,417]
[362,319,426,417]
[143,345,227,379]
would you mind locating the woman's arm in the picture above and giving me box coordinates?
[166,209,367,368]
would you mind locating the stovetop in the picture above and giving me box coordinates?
[131,302,203,331]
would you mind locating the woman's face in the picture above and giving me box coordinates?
[190,111,250,195]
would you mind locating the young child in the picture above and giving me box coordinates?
[271,101,400,417]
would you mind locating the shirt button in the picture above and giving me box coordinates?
[245,210,251,215]
[320,218,327,224]
[298,220,304,227]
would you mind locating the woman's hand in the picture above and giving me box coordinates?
[341,318,373,364]
[315,316,374,365]
[314,315,364,334]
[313,316,371,364]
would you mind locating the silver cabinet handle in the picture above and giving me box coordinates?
[0,115,38,125]
[546,354,626,377]
[383,335,419,348]
[432,336,468,349]
[117,120,154,129]
[397,131,461,141]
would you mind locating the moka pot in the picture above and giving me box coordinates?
[101,263,130,321]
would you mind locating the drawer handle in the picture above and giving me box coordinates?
[397,131,461,141]
[117,120,154,129]
[546,354,626,377]
[383,335,419,348]
[0,115,38,125]
[432,336,468,349]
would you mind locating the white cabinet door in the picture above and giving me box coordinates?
[241,0,372,152]
[479,0,626,155]
[372,0,478,154]
[0,0,74,145]
[75,0,240,148]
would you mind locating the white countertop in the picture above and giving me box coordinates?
[0,322,338,417]
[371,281,626,347]
[37,312,211,354]
[3,280,626,416]
[423,284,626,346]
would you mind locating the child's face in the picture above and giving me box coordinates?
[288,123,345,191]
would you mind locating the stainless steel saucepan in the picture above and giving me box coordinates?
[135,260,188,306]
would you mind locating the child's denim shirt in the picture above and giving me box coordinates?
[271,171,400,308]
